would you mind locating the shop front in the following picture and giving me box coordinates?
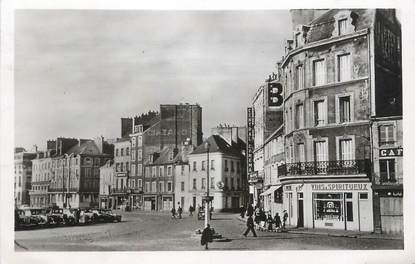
[143,195,157,211]
[282,182,374,232]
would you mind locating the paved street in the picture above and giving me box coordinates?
[14,211,403,251]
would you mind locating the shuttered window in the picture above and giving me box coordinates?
[297,143,305,162]
[314,141,328,162]
[338,18,347,35]
[379,125,394,145]
[339,96,351,123]
[338,54,351,82]
[314,100,326,126]
[296,104,304,128]
[313,59,326,86]
[339,139,353,161]
[296,65,304,90]
[379,159,396,182]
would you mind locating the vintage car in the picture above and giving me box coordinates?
[99,209,122,222]
[48,208,65,225]
[78,208,95,224]
[23,208,49,226]
[62,208,76,225]
[91,209,106,223]
[15,209,40,229]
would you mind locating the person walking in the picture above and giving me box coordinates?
[282,210,288,230]
[178,205,183,219]
[267,211,273,231]
[189,205,194,216]
[247,204,254,217]
[201,224,213,250]
[171,207,176,219]
[243,215,257,237]
[274,212,281,231]
[240,205,246,218]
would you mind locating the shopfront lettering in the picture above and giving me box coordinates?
[311,183,368,191]
[379,148,403,157]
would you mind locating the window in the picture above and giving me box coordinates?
[152,182,156,192]
[137,149,142,160]
[116,163,120,172]
[138,179,142,188]
[225,178,228,189]
[314,193,343,221]
[115,149,119,156]
[126,162,129,172]
[313,59,326,86]
[295,32,301,48]
[211,160,215,170]
[297,143,305,162]
[314,100,326,126]
[159,182,164,193]
[181,165,184,175]
[230,178,234,190]
[152,167,157,177]
[314,141,328,162]
[137,136,142,146]
[167,166,172,176]
[339,139,353,161]
[132,151,136,161]
[159,167,164,177]
[121,179,124,189]
[193,161,197,171]
[339,96,351,123]
[169,151,174,161]
[132,137,136,147]
[145,182,149,192]
[201,178,206,190]
[193,179,197,190]
[211,177,215,189]
[338,53,351,82]
[202,161,206,171]
[296,65,304,90]
[379,125,394,145]
[131,164,136,176]
[380,159,396,182]
[145,167,150,177]
[295,104,304,129]
[181,181,185,191]
[236,162,240,173]
[338,18,347,36]
[359,193,368,199]
[126,147,130,156]
[121,148,124,156]
[231,161,235,172]
[225,160,229,171]
[137,164,142,176]
[236,178,240,190]
[167,182,172,192]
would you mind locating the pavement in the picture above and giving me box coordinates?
[14,210,403,251]
[236,216,403,240]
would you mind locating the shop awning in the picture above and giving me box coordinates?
[260,185,281,196]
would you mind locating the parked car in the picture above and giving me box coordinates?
[91,209,106,223]
[48,208,66,226]
[99,209,122,222]
[78,208,94,224]
[23,208,49,226]
[62,208,76,225]
[15,209,40,229]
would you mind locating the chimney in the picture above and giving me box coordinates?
[94,136,104,153]
[231,127,238,145]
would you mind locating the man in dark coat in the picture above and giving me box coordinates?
[282,210,288,230]
[178,205,183,219]
[240,205,246,218]
[267,211,273,231]
[201,224,213,249]
[247,204,254,217]
[171,207,176,219]
[274,212,281,231]
[243,215,257,237]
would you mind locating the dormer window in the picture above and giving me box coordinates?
[338,18,347,36]
[332,11,358,37]
[149,154,153,163]
[295,32,301,48]
[168,151,174,161]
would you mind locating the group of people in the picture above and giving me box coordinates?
[170,203,183,219]
[242,204,289,237]
[171,203,213,219]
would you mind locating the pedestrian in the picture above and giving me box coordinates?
[209,206,214,220]
[240,205,246,218]
[171,207,176,219]
[189,205,194,216]
[254,207,261,225]
[267,211,273,231]
[282,210,288,230]
[201,224,213,250]
[274,212,281,231]
[243,215,257,237]
[247,204,254,217]
[178,205,183,219]
[259,209,266,229]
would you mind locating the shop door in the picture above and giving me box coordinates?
[359,193,373,232]
[297,193,304,227]
[151,199,156,210]
[163,198,173,211]
[144,200,152,211]
[379,196,403,234]
[232,197,239,209]
[288,192,293,226]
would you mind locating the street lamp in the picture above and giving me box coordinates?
[204,141,210,228]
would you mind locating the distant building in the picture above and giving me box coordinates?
[14,149,37,207]
[30,151,53,208]
[187,135,246,211]
[99,159,115,209]
[110,138,131,209]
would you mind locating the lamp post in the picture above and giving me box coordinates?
[204,141,210,228]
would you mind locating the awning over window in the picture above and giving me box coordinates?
[260,185,281,196]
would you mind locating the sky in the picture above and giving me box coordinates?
[15,10,291,151]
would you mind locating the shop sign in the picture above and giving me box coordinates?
[284,185,292,191]
[311,183,369,191]
[247,107,255,173]
[379,148,403,157]
[267,82,283,107]
[375,190,403,197]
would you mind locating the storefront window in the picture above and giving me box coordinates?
[313,193,343,221]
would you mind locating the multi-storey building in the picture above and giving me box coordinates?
[260,126,285,216]
[99,159,115,209]
[14,149,36,207]
[30,151,53,208]
[110,138,131,209]
[277,9,401,232]
[47,137,113,208]
[187,135,246,211]
[248,78,284,207]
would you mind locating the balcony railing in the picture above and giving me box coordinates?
[278,159,371,177]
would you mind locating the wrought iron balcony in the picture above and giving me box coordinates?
[278,159,371,177]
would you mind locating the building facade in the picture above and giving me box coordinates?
[111,138,131,209]
[29,152,53,208]
[99,160,115,209]
[187,135,246,211]
[14,149,37,207]
[276,9,401,232]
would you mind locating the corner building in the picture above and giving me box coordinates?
[278,9,401,232]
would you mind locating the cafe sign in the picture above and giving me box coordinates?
[312,183,369,191]
[379,148,403,157]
